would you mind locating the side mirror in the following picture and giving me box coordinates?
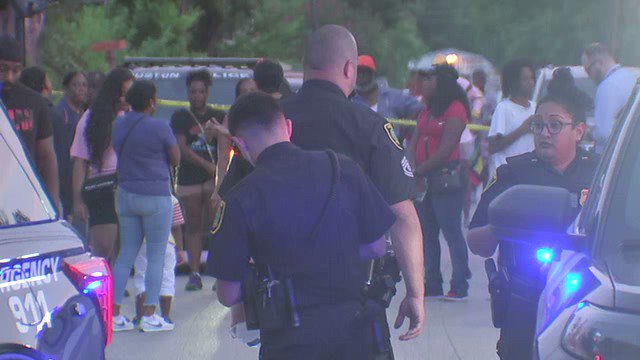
[489,185,582,252]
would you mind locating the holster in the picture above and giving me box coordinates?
[242,263,300,331]
[363,252,402,308]
[485,258,510,329]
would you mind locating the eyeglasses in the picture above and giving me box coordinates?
[530,119,575,135]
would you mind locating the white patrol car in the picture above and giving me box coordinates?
[0,101,111,359]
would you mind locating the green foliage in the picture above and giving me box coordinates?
[416,0,638,68]
[216,0,307,65]
[346,1,426,87]
[39,0,200,87]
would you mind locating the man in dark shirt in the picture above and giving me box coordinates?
[210,92,394,359]
[468,87,599,359]
[54,71,88,219]
[0,36,59,211]
[280,25,424,355]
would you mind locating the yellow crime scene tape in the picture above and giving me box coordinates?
[54,90,488,131]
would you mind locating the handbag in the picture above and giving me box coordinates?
[428,161,463,194]
[80,114,145,203]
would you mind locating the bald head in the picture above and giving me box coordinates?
[303,25,358,95]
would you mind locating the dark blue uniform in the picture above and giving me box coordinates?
[281,80,417,205]
[281,79,417,359]
[470,150,599,360]
[208,142,396,360]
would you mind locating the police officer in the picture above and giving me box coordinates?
[209,92,396,360]
[280,25,425,358]
[468,68,599,359]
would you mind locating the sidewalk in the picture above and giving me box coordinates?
[107,241,498,360]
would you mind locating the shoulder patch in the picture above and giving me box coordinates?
[401,156,414,177]
[210,201,226,235]
[384,123,403,150]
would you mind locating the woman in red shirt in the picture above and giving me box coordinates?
[408,64,472,300]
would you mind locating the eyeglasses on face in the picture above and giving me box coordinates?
[530,118,575,135]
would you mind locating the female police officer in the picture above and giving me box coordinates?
[468,68,599,359]
[208,92,396,360]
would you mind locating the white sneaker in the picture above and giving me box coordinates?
[113,315,135,332]
[140,314,175,332]
[230,321,260,347]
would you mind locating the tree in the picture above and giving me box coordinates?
[39,0,200,85]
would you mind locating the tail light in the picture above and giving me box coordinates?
[62,256,113,346]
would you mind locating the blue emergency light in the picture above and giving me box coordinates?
[536,248,554,264]
[83,280,103,294]
[566,273,581,292]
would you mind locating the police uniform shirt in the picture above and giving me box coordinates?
[281,79,417,205]
[470,150,599,230]
[208,142,395,346]
[470,150,599,272]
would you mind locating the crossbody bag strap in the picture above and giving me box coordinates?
[116,114,146,171]
[307,150,341,244]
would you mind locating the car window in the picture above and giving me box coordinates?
[0,134,54,227]
[599,107,640,286]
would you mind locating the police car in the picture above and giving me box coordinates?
[489,79,640,359]
[123,57,258,121]
[0,105,110,359]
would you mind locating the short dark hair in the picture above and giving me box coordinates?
[538,67,592,124]
[235,78,254,98]
[186,69,212,88]
[125,80,156,112]
[19,66,47,93]
[0,35,22,63]
[253,60,284,94]
[228,91,282,136]
[501,58,535,98]
[62,71,86,88]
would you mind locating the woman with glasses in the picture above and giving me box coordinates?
[467,68,597,359]
[408,64,472,300]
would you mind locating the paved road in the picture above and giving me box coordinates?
[107,241,499,360]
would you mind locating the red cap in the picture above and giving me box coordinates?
[358,55,376,72]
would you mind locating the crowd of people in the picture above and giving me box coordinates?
[0,22,636,359]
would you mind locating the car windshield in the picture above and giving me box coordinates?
[599,98,640,286]
[0,133,54,227]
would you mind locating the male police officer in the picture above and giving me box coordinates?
[468,74,599,359]
[281,25,424,358]
[209,92,396,359]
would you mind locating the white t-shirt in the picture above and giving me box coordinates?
[488,99,536,176]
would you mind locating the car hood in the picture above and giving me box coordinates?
[0,221,85,261]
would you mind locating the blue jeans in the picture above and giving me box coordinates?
[418,186,471,294]
[113,188,172,306]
